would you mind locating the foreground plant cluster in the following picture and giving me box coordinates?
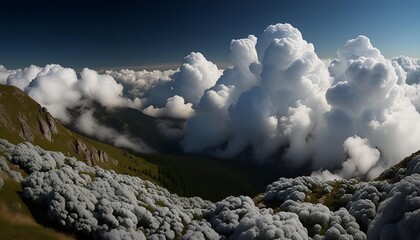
[0,138,419,239]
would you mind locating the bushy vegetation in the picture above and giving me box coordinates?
[0,172,75,240]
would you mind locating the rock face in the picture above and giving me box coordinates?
[38,113,51,141]
[18,113,34,142]
[45,110,58,134]
[37,107,60,142]
[72,139,117,166]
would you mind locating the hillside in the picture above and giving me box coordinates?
[0,84,158,181]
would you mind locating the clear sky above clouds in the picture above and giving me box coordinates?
[0,0,419,69]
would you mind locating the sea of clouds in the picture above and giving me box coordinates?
[2,23,420,180]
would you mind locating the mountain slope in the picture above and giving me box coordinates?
[0,84,158,180]
[0,84,268,200]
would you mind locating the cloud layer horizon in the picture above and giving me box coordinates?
[2,23,420,180]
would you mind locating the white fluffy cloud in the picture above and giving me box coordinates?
[0,64,151,151]
[182,23,331,165]
[173,52,221,104]
[6,65,42,90]
[25,64,82,123]
[79,68,132,108]
[0,65,17,84]
[143,95,194,119]
[140,52,221,120]
[313,136,380,181]
[311,36,420,178]
[106,68,176,99]
[1,64,149,123]
[181,24,420,180]
[392,56,420,111]
[4,22,420,180]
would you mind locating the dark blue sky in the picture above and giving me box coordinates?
[1,0,419,69]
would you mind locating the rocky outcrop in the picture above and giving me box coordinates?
[45,109,58,134]
[18,113,34,142]
[72,139,117,166]
[37,107,60,142]
[38,113,51,141]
